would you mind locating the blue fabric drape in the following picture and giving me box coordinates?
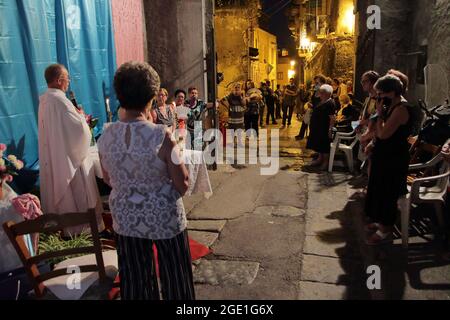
[0,0,55,167]
[0,0,118,169]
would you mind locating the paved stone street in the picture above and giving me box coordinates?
[183,116,450,300]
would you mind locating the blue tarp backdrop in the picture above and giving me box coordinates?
[0,0,118,168]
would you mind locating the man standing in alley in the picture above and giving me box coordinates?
[264,80,277,126]
[274,84,283,119]
[38,64,104,235]
[281,78,298,128]
[186,87,208,150]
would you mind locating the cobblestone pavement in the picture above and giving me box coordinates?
[183,116,450,300]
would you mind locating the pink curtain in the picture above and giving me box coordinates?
[111,0,145,67]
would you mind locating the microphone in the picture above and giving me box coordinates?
[69,91,80,110]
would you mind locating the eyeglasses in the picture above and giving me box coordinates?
[176,95,185,99]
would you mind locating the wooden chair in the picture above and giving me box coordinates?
[2,209,107,299]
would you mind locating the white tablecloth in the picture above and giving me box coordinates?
[89,146,104,179]
[182,149,213,198]
[0,184,28,274]
[89,146,213,198]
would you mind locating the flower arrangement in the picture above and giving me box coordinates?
[84,114,99,146]
[0,143,24,184]
[0,143,24,200]
[85,114,99,129]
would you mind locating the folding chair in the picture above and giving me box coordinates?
[328,130,359,173]
[400,155,450,248]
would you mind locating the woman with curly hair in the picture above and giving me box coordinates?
[98,61,194,300]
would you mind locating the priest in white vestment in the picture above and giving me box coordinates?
[38,64,104,235]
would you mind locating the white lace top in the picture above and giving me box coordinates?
[97,121,186,240]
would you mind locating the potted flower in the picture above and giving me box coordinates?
[0,143,24,200]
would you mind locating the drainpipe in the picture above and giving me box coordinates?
[202,0,208,102]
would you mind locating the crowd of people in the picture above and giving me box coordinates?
[35,58,448,302]
[118,84,211,151]
[111,66,423,250]
[215,76,357,140]
[302,69,430,246]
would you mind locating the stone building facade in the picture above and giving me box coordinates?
[288,0,356,85]
[215,7,251,98]
[250,28,278,89]
[215,0,277,98]
[303,35,354,82]
[143,0,214,101]
[354,0,450,105]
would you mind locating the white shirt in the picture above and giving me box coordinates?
[38,89,103,233]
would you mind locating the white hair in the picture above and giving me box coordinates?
[319,84,333,95]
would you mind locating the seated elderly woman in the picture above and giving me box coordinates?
[333,94,359,133]
[306,84,336,170]
[97,61,194,300]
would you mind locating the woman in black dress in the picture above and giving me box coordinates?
[334,94,359,133]
[306,84,336,170]
[365,75,411,245]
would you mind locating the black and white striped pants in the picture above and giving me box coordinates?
[116,230,195,300]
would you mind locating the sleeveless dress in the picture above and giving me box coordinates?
[306,98,336,153]
[97,121,186,240]
[365,103,411,226]
[154,104,175,128]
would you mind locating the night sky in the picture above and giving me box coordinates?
[261,0,296,55]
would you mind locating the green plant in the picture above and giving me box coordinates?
[38,231,94,266]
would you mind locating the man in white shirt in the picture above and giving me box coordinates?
[38,64,104,235]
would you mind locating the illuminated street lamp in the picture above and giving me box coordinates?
[300,37,311,50]
[290,60,296,67]
[341,5,355,34]
[288,70,296,79]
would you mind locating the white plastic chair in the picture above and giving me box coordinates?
[328,130,359,173]
[400,153,450,248]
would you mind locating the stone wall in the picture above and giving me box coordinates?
[302,0,356,85]
[428,0,450,102]
[354,0,375,100]
[333,37,355,80]
[354,0,450,104]
[215,8,251,98]
[305,42,334,80]
[304,37,354,83]
[143,0,208,100]
[372,0,410,74]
